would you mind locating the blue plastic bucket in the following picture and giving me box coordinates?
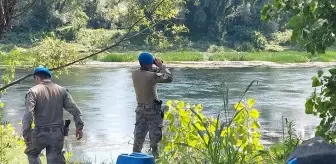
[287,158,297,164]
[116,152,155,164]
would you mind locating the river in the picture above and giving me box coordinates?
[0,66,324,163]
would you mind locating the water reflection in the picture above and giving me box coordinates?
[0,67,324,162]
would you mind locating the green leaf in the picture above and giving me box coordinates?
[249,109,260,119]
[261,4,272,21]
[318,70,324,78]
[234,111,245,123]
[305,98,314,114]
[234,102,244,111]
[329,68,336,75]
[177,101,185,109]
[0,101,4,108]
[247,98,256,108]
[287,15,304,29]
[291,29,300,43]
[274,0,282,9]
[252,120,260,129]
[195,104,203,112]
[195,122,206,131]
[166,100,172,106]
[312,76,322,87]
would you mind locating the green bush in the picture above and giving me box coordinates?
[55,26,80,41]
[207,45,235,53]
[265,45,286,52]
[158,81,264,164]
[253,32,268,50]
[26,36,83,78]
[270,30,292,46]
[227,26,268,51]
[0,123,46,164]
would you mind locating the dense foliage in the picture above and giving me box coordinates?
[262,0,336,54]
[158,99,264,164]
[1,0,293,51]
[305,69,336,143]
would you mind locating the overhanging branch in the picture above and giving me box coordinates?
[0,0,165,92]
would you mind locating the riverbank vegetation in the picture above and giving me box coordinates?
[97,51,336,63]
[0,0,335,67]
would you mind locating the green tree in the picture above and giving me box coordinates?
[305,69,336,143]
[184,0,246,42]
[13,0,87,31]
[120,0,188,49]
[261,0,336,54]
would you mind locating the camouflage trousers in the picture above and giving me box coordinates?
[133,104,163,156]
[25,127,65,164]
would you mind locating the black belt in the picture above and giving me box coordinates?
[36,126,62,132]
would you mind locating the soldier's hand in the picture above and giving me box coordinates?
[76,129,83,140]
[24,137,31,145]
[154,58,163,67]
[23,132,31,144]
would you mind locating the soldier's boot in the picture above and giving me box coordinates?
[150,144,159,158]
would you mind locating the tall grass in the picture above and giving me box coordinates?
[209,51,336,63]
[310,51,336,62]
[101,53,139,62]
[264,118,301,163]
[97,51,336,63]
[100,51,204,62]
[209,51,310,63]
[157,51,204,61]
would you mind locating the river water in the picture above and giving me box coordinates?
[0,66,325,163]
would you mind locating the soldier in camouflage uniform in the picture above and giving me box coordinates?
[22,66,84,164]
[132,52,173,157]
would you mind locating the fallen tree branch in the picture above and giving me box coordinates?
[0,0,165,92]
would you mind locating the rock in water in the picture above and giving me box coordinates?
[287,136,336,164]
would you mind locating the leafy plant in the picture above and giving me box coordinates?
[266,118,301,163]
[28,35,85,78]
[305,69,336,143]
[158,81,264,164]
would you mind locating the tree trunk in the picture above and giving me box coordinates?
[0,0,17,40]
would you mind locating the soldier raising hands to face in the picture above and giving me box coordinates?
[132,52,173,157]
[22,66,84,164]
